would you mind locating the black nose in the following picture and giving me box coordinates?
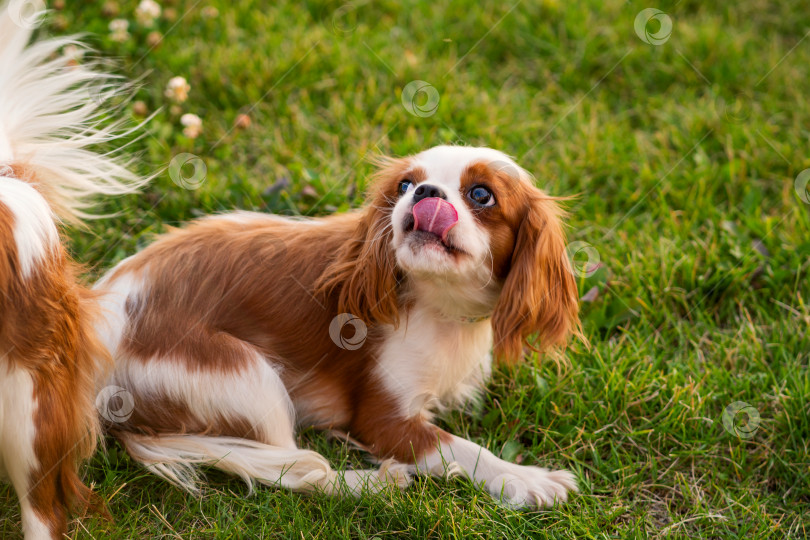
[412,184,447,203]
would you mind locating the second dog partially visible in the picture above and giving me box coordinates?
[0,5,143,538]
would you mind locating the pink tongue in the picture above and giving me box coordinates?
[412,198,458,241]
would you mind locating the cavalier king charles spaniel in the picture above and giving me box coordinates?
[94,143,582,509]
[0,5,141,537]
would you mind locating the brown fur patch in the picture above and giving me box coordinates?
[0,180,108,537]
[314,158,417,328]
[112,389,262,441]
[490,190,581,363]
[0,201,17,308]
[459,161,526,280]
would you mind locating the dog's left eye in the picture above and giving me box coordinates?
[398,179,414,196]
[467,185,495,207]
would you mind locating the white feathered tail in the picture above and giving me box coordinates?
[0,3,145,219]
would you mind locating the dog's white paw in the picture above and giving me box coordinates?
[377,459,413,490]
[488,467,577,509]
[339,460,412,495]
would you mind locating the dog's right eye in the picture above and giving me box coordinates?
[398,179,414,196]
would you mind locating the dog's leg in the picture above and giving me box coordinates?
[351,393,576,508]
[413,431,578,509]
[1,367,62,540]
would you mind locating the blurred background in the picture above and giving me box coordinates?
[1,0,808,537]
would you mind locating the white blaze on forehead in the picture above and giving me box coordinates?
[410,145,531,189]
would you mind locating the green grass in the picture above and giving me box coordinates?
[2,0,810,537]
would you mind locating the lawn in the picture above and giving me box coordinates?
[1,0,809,538]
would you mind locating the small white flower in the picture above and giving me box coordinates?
[164,76,190,103]
[201,6,219,19]
[180,113,203,139]
[109,19,129,32]
[63,44,84,62]
[135,0,161,26]
[109,19,130,42]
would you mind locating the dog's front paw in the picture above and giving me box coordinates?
[377,459,413,490]
[488,467,577,509]
[338,460,413,495]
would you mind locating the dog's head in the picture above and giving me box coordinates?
[321,145,580,363]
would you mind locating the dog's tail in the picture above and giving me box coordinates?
[115,431,412,497]
[116,433,339,495]
[0,3,144,222]
[0,1,142,521]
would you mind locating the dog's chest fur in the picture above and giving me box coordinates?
[374,301,494,419]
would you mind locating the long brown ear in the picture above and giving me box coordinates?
[314,160,404,327]
[492,193,581,364]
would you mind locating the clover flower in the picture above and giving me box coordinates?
[165,76,190,103]
[181,113,203,138]
[135,0,161,26]
[109,19,130,42]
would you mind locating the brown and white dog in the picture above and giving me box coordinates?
[95,144,582,508]
[0,5,142,538]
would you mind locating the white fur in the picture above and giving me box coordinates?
[391,174,489,279]
[414,433,577,509]
[411,145,531,187]
[0,356,52,539]
[93,267,146,358]
[0,119,11,161]
[18,501,51,540]
[0,3,145,220]
[120,433,333,494]
[119,432,411,496]
[391,146,528,289]
[375,300,493,419]
[383,146,527,416]
[0,176,58,278]
[216,210,325,226]
[113,352,299,453]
